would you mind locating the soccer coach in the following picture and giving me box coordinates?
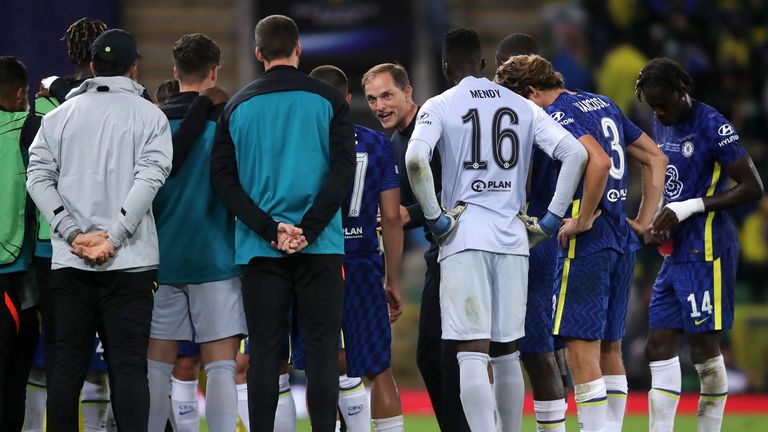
[26,29,172,431]
[210,15,355,432]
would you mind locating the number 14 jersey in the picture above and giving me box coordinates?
[546,90,642,258]
[410,76,571,261]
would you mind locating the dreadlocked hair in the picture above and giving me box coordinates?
[64,17,108,65]
[635,57,693,102]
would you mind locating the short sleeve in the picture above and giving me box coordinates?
[706,113,746,166]
[379,135,400,192]
[532,100,572,158]
[409,96,445,154]
[621,111,643,144]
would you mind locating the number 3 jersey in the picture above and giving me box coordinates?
[410,76,571,260]
[342,125,400,255]
[546,90,642,258]
[652,100,746,263]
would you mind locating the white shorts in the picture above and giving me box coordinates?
[150,276,247,343]
[439,250,527,342]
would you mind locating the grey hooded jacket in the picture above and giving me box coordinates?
[27,76,172,271]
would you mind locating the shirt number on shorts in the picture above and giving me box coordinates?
[687,291,713,318]
[462,107,519,170]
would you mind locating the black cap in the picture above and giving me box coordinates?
[91,29,142,68]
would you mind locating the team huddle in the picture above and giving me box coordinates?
[0,12,763,432]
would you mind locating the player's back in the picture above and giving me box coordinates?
[417,76,562,259]
[342,125,399,256]
[546,90,642,257]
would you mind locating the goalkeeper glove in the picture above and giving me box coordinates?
[518,210,562,248]
[425,201,467,244]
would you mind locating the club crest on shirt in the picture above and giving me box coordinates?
[682,141,694,158]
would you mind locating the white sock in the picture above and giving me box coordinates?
[106,402,117,432]
[490,352,524,432]
[147,360,173,432]
[170,377,199,432]
[338,374,371,432]
[457,351,496,432]
[204,360,238,432]
[237,382,250,431]
[82,371,110,432]
[649,356,681,432]
[274,373,296,432]
[604,375,628,432]
[335,420,342,432]
[695,355,728,432]
[533,399,567,432]
[373,415,404,432]
[23,369,47,432]
[575,377,608,432]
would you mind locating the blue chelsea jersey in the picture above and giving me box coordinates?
[653,100,746,262]
[546,90,643,258]
[342,125,400,255]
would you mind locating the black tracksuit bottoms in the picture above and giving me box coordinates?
[242,254,344,432]
[44,268,155,432]
[417,244,471,432]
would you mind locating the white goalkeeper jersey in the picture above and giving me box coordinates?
[409,76,570,260]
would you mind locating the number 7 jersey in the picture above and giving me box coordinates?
[410,76,571,260]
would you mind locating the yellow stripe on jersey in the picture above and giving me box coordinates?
[704,163,721,262]
[714,258,722,330]
[553,258,571,335]
[568,199,581,259]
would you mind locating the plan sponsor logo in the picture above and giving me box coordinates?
[471,179,512,192]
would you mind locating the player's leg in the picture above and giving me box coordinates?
[274,359,295,432]
[242,258,293,432]
[1,303,39,431]
[24,366,46,432]
[192,276,247,432]
[0,272,23,425]
[489,253,528,432]
[600,250,636,432]
[685,247,737,432]
[337,349,371,432]
[147,283,188,431]
[440,250,496,431]
[553,251,614,432]
[520,240,566,432]
[294,254,345,432]
[646,260,685,432]
[170,344,201,432]
[97,270,155,432]
[235,345,250,431]
[81,369,110,432]
[45,268,100,430]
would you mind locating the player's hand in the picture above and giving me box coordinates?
[384,281,404,323]
[35,86,50,98]
[557,209,601,248]
[71,241,115,266]
[71,231,110,248]
[626,217,659,245]
[425,202,467,244]
[399,205,410,226]
[519,210,561,248]
[271,222,307,254]
[650,206,680,236]
[201,86,229,106]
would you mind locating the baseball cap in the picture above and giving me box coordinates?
[91,29,142,68]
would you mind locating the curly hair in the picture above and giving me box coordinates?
[494,54,563,97]
[635,57,694,102]
[64,17,108,66]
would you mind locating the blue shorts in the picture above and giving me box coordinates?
[552,249,635,342]
[178,341,200,357]
[292,254,391,377]
[33,332,107,372]
[649,247,737,333]
[520,237,563,354]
